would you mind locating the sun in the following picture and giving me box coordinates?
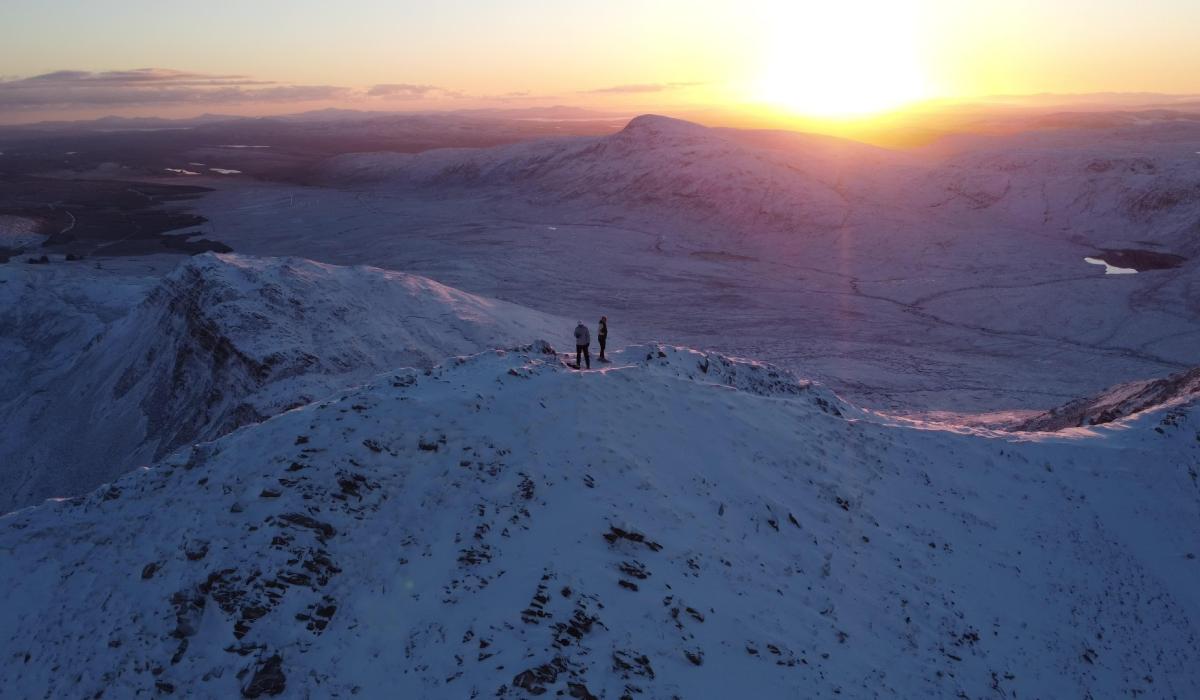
[752,1,931,119]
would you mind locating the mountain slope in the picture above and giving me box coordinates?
[918,123,1200,252]
[0,253,565,513]
[2,344,1196,698]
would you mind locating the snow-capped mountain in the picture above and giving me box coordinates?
[0,253,565,513]
[321,115,903,239]
[322,114,1200,254]
[1,343,1197,698]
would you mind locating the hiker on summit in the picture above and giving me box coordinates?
[598,316,608,362]
[574,321,591,369]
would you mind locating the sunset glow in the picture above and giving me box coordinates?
[1,0,1199,125]
[751,1,931,118]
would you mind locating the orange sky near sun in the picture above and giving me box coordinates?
[1,0,1199,124]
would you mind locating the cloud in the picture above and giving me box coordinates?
[584,81,706,94]
[366,83,441,99]
[0,68,349,110]
[366,83,471,100]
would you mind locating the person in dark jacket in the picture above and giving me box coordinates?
[574,321,591,369]
[597,316,608,362]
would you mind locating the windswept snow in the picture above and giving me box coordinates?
[1,343,1197,698]
[0,253,566,513]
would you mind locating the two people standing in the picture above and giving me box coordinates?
[573,316,608,370]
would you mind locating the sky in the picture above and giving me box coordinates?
[2,0,1200,124]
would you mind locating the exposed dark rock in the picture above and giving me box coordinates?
[512,658,566,695]
[170,639,189,665]
[241,654,286,698]
[618,561,649,579]
[277,512,336,541]
[603,526,663,552]
[568,682,599,700]
[169,589,206,639]
[612,650,655,679]
[183,540,209,561]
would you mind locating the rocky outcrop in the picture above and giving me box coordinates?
[1013,365,1200,431]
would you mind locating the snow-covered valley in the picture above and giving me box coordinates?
[189,115,1200,412]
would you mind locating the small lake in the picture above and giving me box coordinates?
[1084,248,1186,274]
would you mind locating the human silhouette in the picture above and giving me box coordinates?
[598,316,608,362]
[573,321,591,369]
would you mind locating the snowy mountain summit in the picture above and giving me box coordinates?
[2,337,1197,697]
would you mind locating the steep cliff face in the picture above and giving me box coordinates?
[0,253,564,513]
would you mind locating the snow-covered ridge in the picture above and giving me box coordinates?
[1,342,1197,698]
[1013,364,1200,431]
[0,253,566,513]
